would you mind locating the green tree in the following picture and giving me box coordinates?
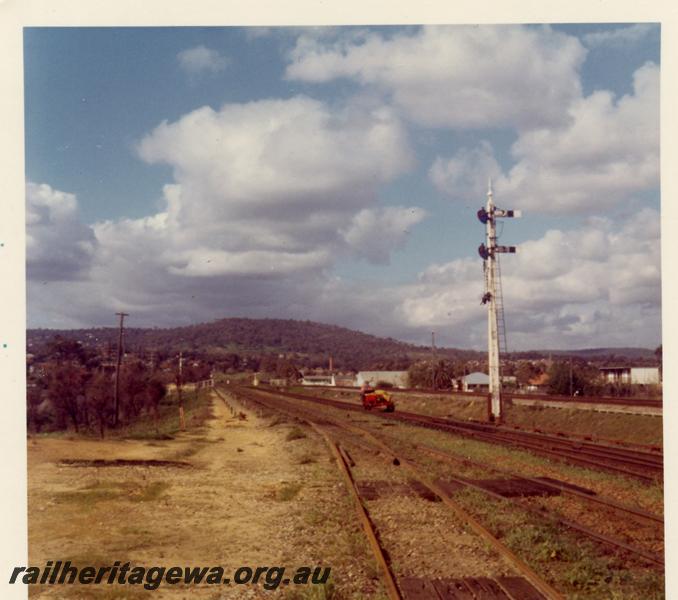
[121,360,150,422]
[46,363,87,432]
[515,362,542,386]
[86,372,113,438]
[27,385,49,433]
[407,359,455,389]
[276,358,301,380]
[145,377,167,434]
[547,361,600,396]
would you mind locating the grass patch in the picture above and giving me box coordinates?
[452,487,664,599]
[505,404,662,447]
[119,389,214,440]
[286,427,307,441]
[275,482,303,502]
[132,481,170,502]
[54,480,171,507]
[172,440,209,460]
[284,581,338,600]
[54,482,133,507]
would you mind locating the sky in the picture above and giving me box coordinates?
[23,24,661,350]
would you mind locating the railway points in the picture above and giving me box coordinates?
[222,384,664,599]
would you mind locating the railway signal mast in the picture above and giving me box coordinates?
[477,180,519,423]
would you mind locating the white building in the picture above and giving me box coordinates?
[301,374,336,386]
[599,366,660,385]
[462,372,490,392]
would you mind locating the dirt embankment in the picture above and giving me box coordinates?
[28,391,384,599]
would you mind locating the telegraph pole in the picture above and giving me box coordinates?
[177,351,186,431]
[477,181,519,423]
[113,311,129,427]
[431,331,436,390]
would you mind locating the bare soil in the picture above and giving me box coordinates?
[27,391,384,599]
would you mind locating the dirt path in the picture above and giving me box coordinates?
[28,391,384,599]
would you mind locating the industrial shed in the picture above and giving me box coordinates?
[599,366,660,385]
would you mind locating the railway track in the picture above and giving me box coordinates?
[247,386,663,483]
[316,384,662,409]
[220,387,561,599]
[234,387,663,559]
[221,386,664,597]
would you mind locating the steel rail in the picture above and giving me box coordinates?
[416,443,663,527]
[312,384,662,408]
[497,424,662,453]
[410,446,664,566]
[432,471,663,567]
[313,400,664,568]
[253,386,661,462]
[232,386,664,572]
[250,387,663,481]
[312,424,402,600]
[231,386,564,599]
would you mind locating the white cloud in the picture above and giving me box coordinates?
[429,141,502,201]
[341,206,427,264]
[26,182,96,281]
[26,27,661,351]
[177,45,229,75]
[583,24,657,48]
[431,63,659,214]
[28,96,422,328]
[286,25,586,130]
[137,97,411,210]
[393,208,661,348]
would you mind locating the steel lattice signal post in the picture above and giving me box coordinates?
[477,181,519,422]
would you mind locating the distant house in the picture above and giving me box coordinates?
[462,372,490,392]
[599,366,660,385]
[301,374,336,386]
[356,371,409,389]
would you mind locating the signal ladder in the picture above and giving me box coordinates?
[495,255,508,356]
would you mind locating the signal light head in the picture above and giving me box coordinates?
[478,244,490,260]
[477,208,489,224]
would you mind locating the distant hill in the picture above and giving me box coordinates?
[27,318,481,371]
[27,318,658,370]
[510,347,658,362]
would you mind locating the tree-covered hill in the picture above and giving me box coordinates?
[27,318,481,371]
[27,317,658,371]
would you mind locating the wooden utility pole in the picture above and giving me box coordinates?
[113,312,129,427]
[177,352,186,431]
[431,331,436,390]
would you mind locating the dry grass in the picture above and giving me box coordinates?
[274,482,303,502]
[285,427,308,441]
